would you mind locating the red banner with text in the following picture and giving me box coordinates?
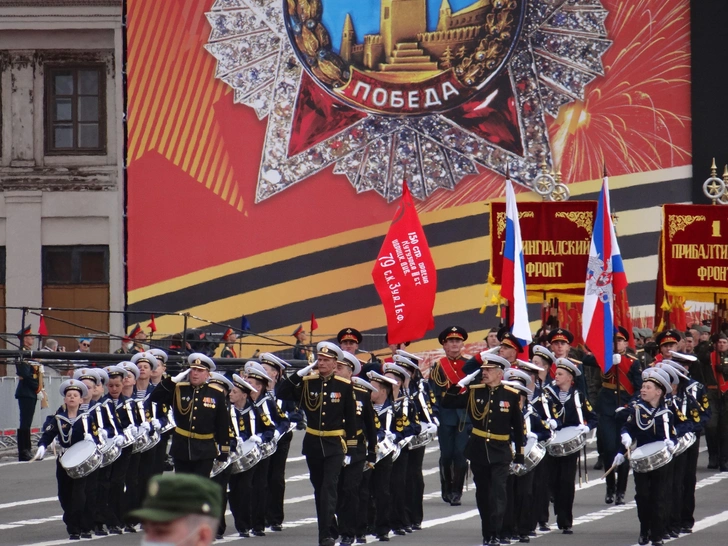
[372,184,436,344]
[662,204,728,299]
[489,201,598,299]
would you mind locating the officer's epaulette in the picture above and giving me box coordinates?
[625,353,639,361]
[568,357,582,365]
[334,375,352,384]
[469,384,486,389]
[208,382,224,393]
[177,381,190,386]
[302,372,320,381]
[503,385,519,395]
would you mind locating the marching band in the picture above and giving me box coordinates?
[27,323,722,546]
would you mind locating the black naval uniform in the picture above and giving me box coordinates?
[147,376,230,477]
[278,371,358,546]
[442,381,524,544]
[15,360,41,460]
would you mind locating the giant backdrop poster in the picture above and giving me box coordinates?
[126,0,692,353]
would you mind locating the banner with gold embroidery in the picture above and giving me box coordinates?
[488,201,597,299]
[662,204,728,299]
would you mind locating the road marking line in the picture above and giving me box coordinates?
[627,508,728,546]
[284,494,315,504]
[0,497,56,510]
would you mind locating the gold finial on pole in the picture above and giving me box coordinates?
[703,158,725,204]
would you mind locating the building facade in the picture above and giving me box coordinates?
[0,0,124,361]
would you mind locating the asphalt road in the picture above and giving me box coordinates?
[1,434,727,546]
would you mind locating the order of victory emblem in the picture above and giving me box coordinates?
[204,0,611,202]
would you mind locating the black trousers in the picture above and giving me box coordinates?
[229,468,255,532]
[95,465,113,527]
[634,464,671,542]
[138,448,158,507]
[438,424,469,500]
[212,465,233,536]
[251,457,270,533]
[334,458,365,539]
[390,449,410,530]
[107,448,131,527]
[174,457,214,477]
[503,470,536,537]
[123,452,141,520]
[681,433,701,528]
[370,454,393,537]
[152,431,172,476]
[531,454,551,529]
[669,450,688,533]
[471,458,510,540]
[598,411,630,494]
[356,467,373,537]
[266,432,292,526]
[405,446,426,526]
[56,460,89,535]
[704,390,728,464]
[551,452,579,530]
[307,453,344,542]
[84,468,100,532]
[18,397,37,430]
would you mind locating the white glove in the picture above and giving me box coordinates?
[297,363,316,377]
[385,430,396,442]
[621,433,632,449]
[577,424,590,434]
[114,435,126,447]
[664,439,675,452]
[613,354,621,366]
[84,433,94,443]
[39,365,45,374]
[140,422,151,433]
[127,425,139,437]
[426,423,438,435]
[98,429,109,443]
[37,391,44,401]
[273,430,281,442]
[172,369,191,383]
[432,417,440,427]
[34,446,46,460]
[250,434,262,444]
[343,455,351,466]
[527,431,538,440]
[547,419,558,430]
[457,370,480,388]
[151,419,161,431]
[612,453,625,467]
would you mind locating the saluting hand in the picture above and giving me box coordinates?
[172,369,190,383]
[457,370,480,388]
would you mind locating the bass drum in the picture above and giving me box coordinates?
[60,441,102,479]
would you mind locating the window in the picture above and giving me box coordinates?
[45,65,106,154]
[42,246,109,284]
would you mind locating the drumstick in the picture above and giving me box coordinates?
[601,462,618,480]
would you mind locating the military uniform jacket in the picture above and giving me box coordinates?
[373,400,399,443]
[393,394,421,443]
[353,384,378,463]
[596,352,643,415]
[100,393,134,430]
[148,377,230,461]
[523,402,550,444]
[410,378,439,426]
[15,361,41,399]
[442,382,524,465]
[277,371,358,458]
[429,355,470,426]
[221,346,237,359]
[541,384,598,430]
[670,379,711,435]
[39,406,99,451]
[255,392,290,441]
[619,399,676,452]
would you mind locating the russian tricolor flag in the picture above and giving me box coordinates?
[501,179,532,347]
[582,173,628,372]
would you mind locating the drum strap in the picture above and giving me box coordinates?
[524,406,532,435]
[418,392,433,424]
[574,391,585,425]
[231,406,241,437]
[403,398,409,418]
[662,413,670,440]
[386,409,393,432]
[136,400,148,423]
[249,410,256,437]
[125,401,137,426]
[103,404,119,435]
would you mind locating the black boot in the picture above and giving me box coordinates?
[17,429,32,462]
[450,465,466,506]
[440,462,453,503]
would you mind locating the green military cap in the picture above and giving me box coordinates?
[127,473,223,522]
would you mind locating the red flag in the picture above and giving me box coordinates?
[372,181,437,344]
[148,314,157,333]
[310,313,318,332]
[38,315,49,336]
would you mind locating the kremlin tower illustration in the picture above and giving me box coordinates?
[339,0,492,79]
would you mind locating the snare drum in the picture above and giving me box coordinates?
[630,441,673,473]
[119,426,136,449]
[230,440,262,473]
[60,441,102,479]
[672,432,696,457]
[546,426,587,457]
[99,441,122,468]
[259,440,277,460]
[374,437,396,464]
[210,458,231,478]
[511,436,547,476]
[408,429,434,450]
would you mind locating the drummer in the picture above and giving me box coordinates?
[227,374,259,538]
[442,352,524,546]
[541,358,597,535]
[117,361,145,530]
[365,371,400,542]
[531,345,556,392]
[34,379,96,540]
[613,368,676,546]
[243,362,282,537]
[501,370,550,544]
[207,372,235,540]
